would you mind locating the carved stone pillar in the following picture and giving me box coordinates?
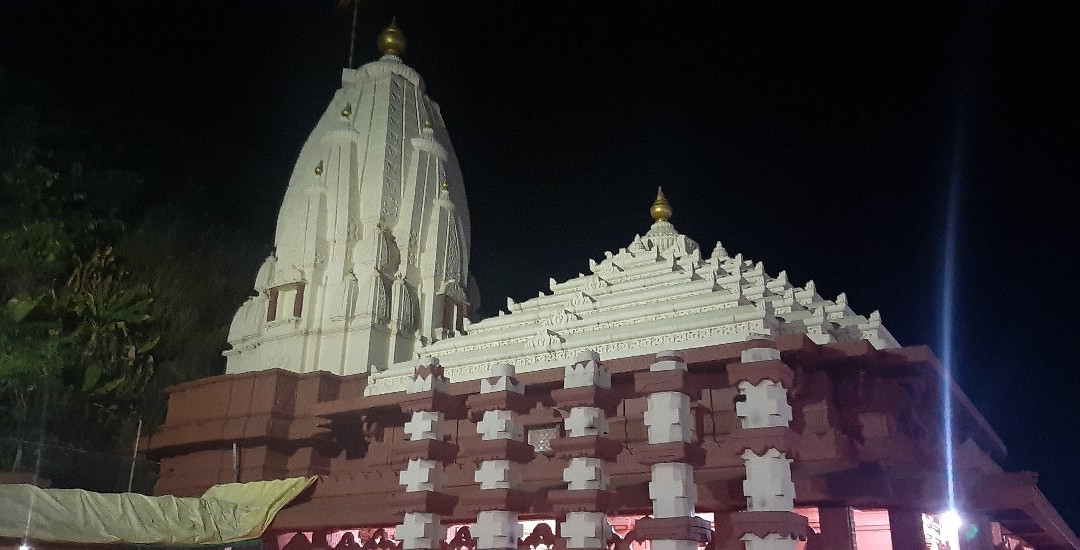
[727,335,807,550]
[887,508,928,550]
[464,363,534,550]
[393,357,459,550]
[634,350,712,550]
[815,507,856,550]
[548,350,622,550]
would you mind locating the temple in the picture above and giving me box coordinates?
[144,23,1078,550]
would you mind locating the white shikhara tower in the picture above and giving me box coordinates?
[226,22,476,375]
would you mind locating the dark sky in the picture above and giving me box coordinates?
[2,0,1078,532]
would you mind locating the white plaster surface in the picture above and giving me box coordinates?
[649,462,697,518]
[564,407,609,438]
[644,392,693,444]
[404,410,446,441]
[564,351,611,389]
[474,459,520,490]
[740,533,799,550]
[399,458,446,493]
[561,511,612,549]
[224,46,899,386]
[395,512,445,550]
[736,381,793,429]
[472,510,523,550]
[650,540,699,550]
[741,448,796,512]
[476,409,523,441]
[226,53,475,377]
[480,363,524,394]
[563,457,611,491]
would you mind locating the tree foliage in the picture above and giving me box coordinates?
[0,73,155,471]
[0,71,268,484]
[1,248,157,457]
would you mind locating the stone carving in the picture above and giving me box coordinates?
[399,458,446,493]
[742,448,796,512]
[736,380,793,429]
[563,457,610,490]
[644,392,693,444]
[649,462,698,518]
[474,459,521,490]
[471,510,523,550]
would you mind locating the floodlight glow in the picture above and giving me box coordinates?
[941,509,963,532]
[941,128,964,515]
[19,543,32,550]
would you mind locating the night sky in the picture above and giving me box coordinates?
[2,0,1078,532]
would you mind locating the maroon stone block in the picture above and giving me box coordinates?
[461,488,533,514]
[392,490,458,516]
[399,390,464,416]
[634,442,706,466]
[462,438,536,463]
[720,427,800,458]
[725,360,794,388]
[393,439,460,464]
[551,386,618,413]
[466,391,533,418]
[633,369,700,399]
[730,510,809,541]
[547,488,616,515]
[549,435,622,461]
[634,516,713,542]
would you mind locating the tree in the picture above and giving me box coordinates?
[1,247,157,476]
[0,72,154,478]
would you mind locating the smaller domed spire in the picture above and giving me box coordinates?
[377,17,407,57]
[650,187,672,222]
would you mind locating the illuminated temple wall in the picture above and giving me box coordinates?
[258,510,1036,550]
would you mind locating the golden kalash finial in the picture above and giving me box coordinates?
[377,17,407,57]
[440,178,450,191]
[650,187,673,222]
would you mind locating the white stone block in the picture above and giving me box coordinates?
[649,350,687,372]
[561,511,612,549]
[476,409,524,441]
[564,352,612,389]
[564,406,609,438]
[399,458,447,493]
[480,363,524,394]
[395,512,445,550]
[736,381,792,429]
[472,510,523,550]
[649,462,697,517]
[740,347,781,363]
[741,533,799,550]
[404,410,446,441]
[475,459,521,490]
[741,448,796,512]
[563,457,610,490]
[650,540,699,550]
[644,392,693,444]
[406,357,450,394]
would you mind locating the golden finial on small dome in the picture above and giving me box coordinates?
[440,178,450,191]
[377,17,407,57]
[650,187,672,222]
